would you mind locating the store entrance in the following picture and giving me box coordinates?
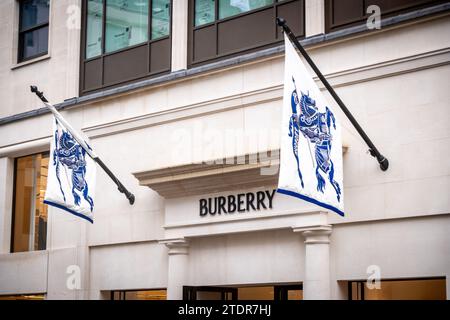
[183,284,303,300]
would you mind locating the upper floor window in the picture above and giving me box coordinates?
[188,0,305,66]
[18,0,50,63]
[325,0,446,32]
[11,152,49,253]
[81,0,171,94]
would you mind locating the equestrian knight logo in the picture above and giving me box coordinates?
[288,77,342,202]
[53,120,94,211]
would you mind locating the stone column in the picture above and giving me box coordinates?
[293,225,332,300]
[305,0,325,37]
[171,0,188,71]
[160,238,189,300]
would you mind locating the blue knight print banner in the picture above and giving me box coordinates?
[44,117,96,223]
[277,34,344,216]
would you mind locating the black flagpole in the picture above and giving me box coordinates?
[30,86,136,205]
[276,18,389,171]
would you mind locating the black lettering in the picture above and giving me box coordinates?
[208,197,217,215]
[237,193,245,212]
[265,189,276,209]
[228,195,236,213]
[199,199,208,216]
[218,196,227,214]
[246,192,256,211]
[257,191,267,210]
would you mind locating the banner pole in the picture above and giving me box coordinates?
[30,86,135,205]
[276,17,389,171]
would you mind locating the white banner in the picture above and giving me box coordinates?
[44,117,96,223]
[277,34,344,216]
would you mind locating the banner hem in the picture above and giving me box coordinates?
[44,200,94,223]
[276,188,344,217]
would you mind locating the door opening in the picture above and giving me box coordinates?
[183,284,302,300]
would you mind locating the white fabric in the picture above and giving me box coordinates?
[277,34,344,216]
[45,117,96,223]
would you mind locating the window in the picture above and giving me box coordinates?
[151,0,171,39]
[110,289,167,300]
[189,0,305,66]
[0,294,45,300]
[325,0,446,32]
[105,0,149,53]
[86,0,103,59]
[348,278,447,300]
[11,153,49,253]
[219,0,274,19]
[195,0,215,26]
[81,0,172,94]
[183,284,303,300]
[18,0,50,62]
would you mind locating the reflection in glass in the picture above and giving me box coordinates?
[12,153,49,252]
[364,279,446,300]
[111,290,167,300]
[219,0,273,19]
[19,0,49,61]
[20,0,50,30]
[195,0,215,26]
[287,289,302,300]
[105,0,149,53]
[151,0,170,39]
[238,286,274,300]
[21,26,49,59]
[0,294,45,300]
[86,0,103,59]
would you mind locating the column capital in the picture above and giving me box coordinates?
[293,225,332,244]
[159,238,190,255]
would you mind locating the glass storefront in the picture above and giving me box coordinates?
[12,153,49,253]
[183,284,303,300]
[0,294,45,300]
[349,278,447,300]
[111,289,167,300]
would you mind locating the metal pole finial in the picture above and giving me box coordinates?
[30,85,48,102]
[276,17,286,27]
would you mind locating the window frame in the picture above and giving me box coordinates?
[188,0,305,67]
[324,0,447,33]
[17,0,50,63]
[10,151,50,253]
[79,0,173,95]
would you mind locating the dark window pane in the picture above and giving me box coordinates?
[21,26,49,60]
[86,0,103,58]
[20,0,50,30]
[105,0,149,53]
[195,0,215,26]
[151,0,170,39]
